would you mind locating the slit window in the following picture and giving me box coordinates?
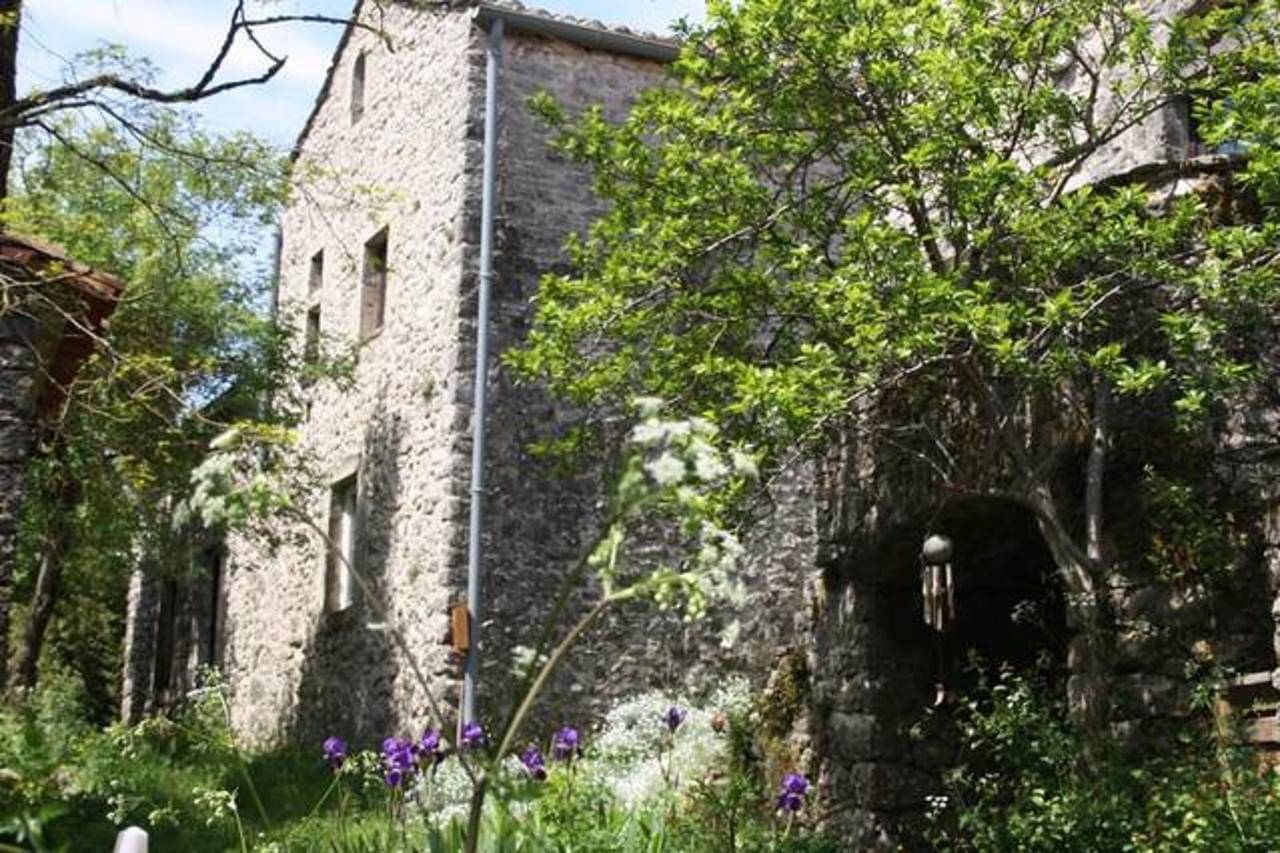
[361,227,388,338]
[325,475,358,613]
[153,579,179,694]
[201,545,225,669]
[304,305,321,367]
[351,51,367,124]
[309,250,324,293]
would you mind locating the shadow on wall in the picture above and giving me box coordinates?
[290,387,403,745]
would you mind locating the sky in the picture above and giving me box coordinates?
[18,0,705,147]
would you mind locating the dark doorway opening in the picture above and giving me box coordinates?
[929,497,1068,695]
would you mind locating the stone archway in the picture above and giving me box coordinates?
[814,496,1067,848]
[929,497,1068,697]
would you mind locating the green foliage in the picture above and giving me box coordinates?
[1142,465,1248,583]
[2,104,353,704]
[927,667,1280,852]
[512,0,1280,558]
[0,676,833,852]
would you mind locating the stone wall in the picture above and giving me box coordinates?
[473,24,817,729]
[218,3,483,744]
[0,306,39,689]
[121,543,225,722]
[802,350,1276,847]
[192,3,820,748]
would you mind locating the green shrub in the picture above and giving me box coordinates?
[1,675,836,852]
[927,666,1280,852]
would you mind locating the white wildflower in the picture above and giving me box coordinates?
[690,441,729,482]
[630,420,668,446]
[646,452,686,486]
[689,417,719,438]
[633,397,665,418]
[729,448,759,479]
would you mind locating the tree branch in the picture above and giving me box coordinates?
[3,4,394,129]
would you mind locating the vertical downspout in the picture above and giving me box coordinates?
[464,16,503,726]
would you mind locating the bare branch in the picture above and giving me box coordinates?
[3,4,392,129]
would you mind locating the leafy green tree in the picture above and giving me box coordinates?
[512,0,1280,726]
[0,109,336,713]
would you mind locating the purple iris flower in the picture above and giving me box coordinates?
[460,722,486,750]
[777,773,810,812]
[417,728,444,765]
[663,706,686,733]
[381,736,417,788]
[322,735,347,770]
[552,726,580,761]
[520,745,547,781]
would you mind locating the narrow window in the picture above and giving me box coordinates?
[152,579,179,694]
[361,227,388,338]
[201,545,225,669]
[325,475,358,613]
[351,51,367,124]
[305,305,321,366]
[309,250,324,293]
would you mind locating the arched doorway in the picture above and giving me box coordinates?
[927,497,1067,698]
[815,496,1067,846]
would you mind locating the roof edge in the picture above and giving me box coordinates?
[0,232,127,302]
[475,3,679,62]
[289,1,677,163]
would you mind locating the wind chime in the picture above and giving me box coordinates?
[921,533,955,705]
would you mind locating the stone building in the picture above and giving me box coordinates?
[120,1,1280,847]
[123,0,814,739]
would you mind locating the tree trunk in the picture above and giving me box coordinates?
[15,475,76,693]
[1086,379,1110,565]
[0,0,22,206]
[1027,480,1113,736]
[0,519,15,694]
[1024,379,1115,740]
[16,542,63,691]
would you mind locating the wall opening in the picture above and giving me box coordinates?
[304,305,321,367]
[929,497,1068,697]
[151,578,179,698]
[821,497,1068,833]
[325,474,358,614]
[360,227,388,339]
[351,51,367,124]
[309,249,324,294]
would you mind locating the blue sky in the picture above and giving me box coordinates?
[19,1,704,147]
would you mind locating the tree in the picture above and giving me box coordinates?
[0,108,346,709]
[0,1,376,702]
[512,0,1280,728]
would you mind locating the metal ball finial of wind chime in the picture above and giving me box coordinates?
[921,533,955,706]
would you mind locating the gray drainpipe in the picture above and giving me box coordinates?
[464,15,503,727]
